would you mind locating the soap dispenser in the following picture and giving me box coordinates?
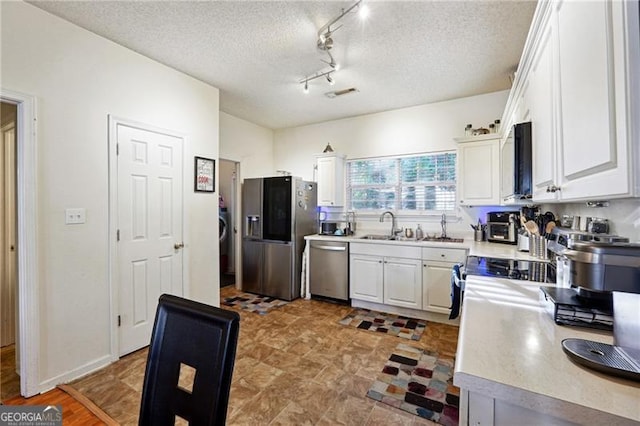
[415,224,424,240]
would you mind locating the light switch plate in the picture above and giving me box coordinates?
[65,208,86,224]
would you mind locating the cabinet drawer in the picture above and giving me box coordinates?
[350,243,420,259]
[421,247,467,263]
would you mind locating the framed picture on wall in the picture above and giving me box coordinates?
[194,156,215,192]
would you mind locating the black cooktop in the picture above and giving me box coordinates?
[465,256,556,283]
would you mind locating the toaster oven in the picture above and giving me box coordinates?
[486,211,519,244]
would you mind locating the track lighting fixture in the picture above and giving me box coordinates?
[299,70,335,93]
[316,0,367,48]
[299,0,367,94]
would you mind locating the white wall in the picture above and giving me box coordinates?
[1,2,220,390]
[219,112,274,180]
[274,91,510,237]
[546,200,640,242]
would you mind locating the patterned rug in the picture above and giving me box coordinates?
[339,308,427,340]
[222,293,288,315]
[366,343,459,426]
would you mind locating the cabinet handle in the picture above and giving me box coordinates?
[546,185,561,193]
[379,260,383,263]
[441,254,445,257]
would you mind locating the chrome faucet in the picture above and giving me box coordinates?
[346,211,356,235]
[380,211,398,237]
[440,213,447,239]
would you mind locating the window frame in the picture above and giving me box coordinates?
[345,150,458,215]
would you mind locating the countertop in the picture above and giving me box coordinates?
[454,275,640,424]
[304,233,544,261]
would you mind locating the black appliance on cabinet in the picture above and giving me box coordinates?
[501,122,532,202]
[242,177,317,301]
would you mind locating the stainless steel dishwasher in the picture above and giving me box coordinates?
[309,240,349,301]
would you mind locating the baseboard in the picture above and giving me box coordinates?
[38,354,112,394]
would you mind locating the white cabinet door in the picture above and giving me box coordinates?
[350,254,384,303]
[529,19,558,202]
[457,138,500,206]
[383,257,422,309]
[317,155,345,206]
[423,261,454,314]
[555,0,634,200]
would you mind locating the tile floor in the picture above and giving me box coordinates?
[44,286,461,425]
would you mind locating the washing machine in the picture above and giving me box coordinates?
[219,207,229,274]
[219,208,229,256]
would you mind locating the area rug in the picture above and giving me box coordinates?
[366,343,459,426]
[339,308,427,340]
[222,293,289,315]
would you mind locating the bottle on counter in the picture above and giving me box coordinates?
[415,224,424,240]
[494,119,501,134]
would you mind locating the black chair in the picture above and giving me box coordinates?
[139,294,240,426]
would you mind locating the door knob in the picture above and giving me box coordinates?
[174,243,185,250]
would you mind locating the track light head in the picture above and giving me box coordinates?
[326,74,334,85]
[317,33,334,51]
[303,80,309,94]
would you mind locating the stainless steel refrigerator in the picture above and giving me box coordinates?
[241,176,317,301]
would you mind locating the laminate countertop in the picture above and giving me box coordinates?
[304,234,543,261]
[454,275,640,425]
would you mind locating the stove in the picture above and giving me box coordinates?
[465,255,556,283]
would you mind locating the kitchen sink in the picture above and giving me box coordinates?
[360,234,395,240]
[421,236,464,243]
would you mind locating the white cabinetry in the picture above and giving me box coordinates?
[456,135,501,206]
[316,154,345,206]
[384,257,422,309]
[349,243,421,309]
[350,254,383,303]
[504,0,639,202]
[422,247,467,314]
[528,15,557,201]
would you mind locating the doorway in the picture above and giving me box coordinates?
[0,89,38,398]
[218,159,240,288]
[0,101,19,401]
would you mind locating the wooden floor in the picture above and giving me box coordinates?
[3,387,106,425]
[1,344,20,401]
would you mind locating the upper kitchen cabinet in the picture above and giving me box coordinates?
[316,153,345,206]
[456,135,501,206]
[504,0,640,202]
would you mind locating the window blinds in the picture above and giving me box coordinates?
[346,152,457,212]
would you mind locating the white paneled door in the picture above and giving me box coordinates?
[117,123,184,356]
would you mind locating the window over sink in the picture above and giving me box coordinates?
[346,151,456,212]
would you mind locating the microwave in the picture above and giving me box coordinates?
[501,122,532,202]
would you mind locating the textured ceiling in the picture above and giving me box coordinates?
[28,1,537,129]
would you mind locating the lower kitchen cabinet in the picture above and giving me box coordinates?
[350,243,421,308]
[422,261,455,314]
[422,247,467,314]
[350,254,384,303]
[384,257,422,309]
